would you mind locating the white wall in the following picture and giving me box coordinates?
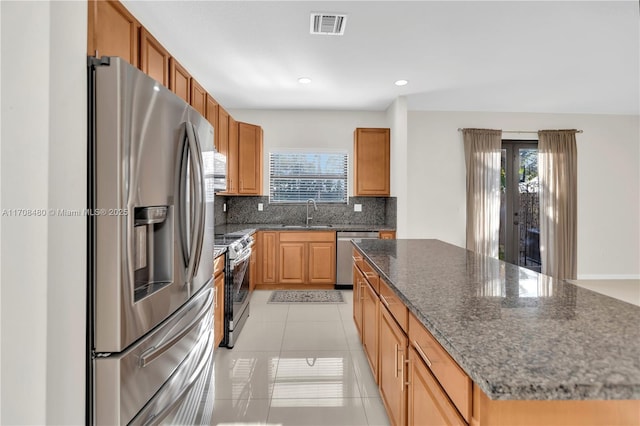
[227,109,388,196]
[407,110,640,279]
[0,1,87,424]
[386,97,409,237]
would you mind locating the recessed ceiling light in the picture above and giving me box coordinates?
[298,77,312,84]
[394,79,409,86]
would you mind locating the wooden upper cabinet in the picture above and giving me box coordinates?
[190,78,207,117]
[237,122,263,195]
[354,128,390,196]
[217,106,230,157]
[227,117,239,194]
[138,28,170,87]
[206,95,219,133]
[88,0,140,66]
[169,58,191,103]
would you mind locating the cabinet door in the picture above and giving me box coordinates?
[227,117,239,194]
[190,79,207,117]
[237,122,263,195]
[278,242,306,284]
[353,265,364,338]
[408,346,466,426]
[139,28,169,87]
[259,231,278,284]
[362,280,380,383]
[217,106,229,157]
[214,271,225,348]
[379,305,407,426]
[206,95,219,134]
[308,241,335,284]
[169,58,190,103]
[88,0,139,66]
[354,128,390,196]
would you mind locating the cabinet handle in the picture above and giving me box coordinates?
[352,255,362,262]
[398,349,405,379]
[405,358,411,386]
[364,271,377,280]
[394,344,398,378]
[380,294,391,308]
[360,282,365,300]
[413,340,432,368]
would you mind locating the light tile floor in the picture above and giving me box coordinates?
[210,290,390,426]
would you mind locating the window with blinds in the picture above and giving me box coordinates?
[269,151,348,203]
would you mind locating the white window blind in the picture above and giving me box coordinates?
[269,151,348,203]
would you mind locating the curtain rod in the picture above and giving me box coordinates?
[457,128,583,134]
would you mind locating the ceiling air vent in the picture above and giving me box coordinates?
[310,13,347,35]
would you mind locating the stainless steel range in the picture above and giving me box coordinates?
[214,232,254,348]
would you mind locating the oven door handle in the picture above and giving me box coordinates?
[230,249,252,267]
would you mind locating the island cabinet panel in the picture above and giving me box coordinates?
[362,278,380,383]
[353,264,364,337]
[408,346,466,426]
[379,305,407,426]
[354,128,390,196]
[138,28,169,87]
[169,58,190,103]
[88,0,139,66]
[472,386,640,426]
[409,312,472,422]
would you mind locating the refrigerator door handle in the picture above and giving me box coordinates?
[138,287,213,368]
[178,124,191,270]
[186,123,206,277]
[184,122,205,286]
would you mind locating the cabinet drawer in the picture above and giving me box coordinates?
[408,346,466,426]
[359,260,380,294]
[279,231,335,242]
[409,313,472,422]
[214,254,225,277]
[379,279,407,332]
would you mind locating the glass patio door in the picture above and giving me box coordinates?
[499,141,541,272]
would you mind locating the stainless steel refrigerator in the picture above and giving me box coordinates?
[88,56,216,425]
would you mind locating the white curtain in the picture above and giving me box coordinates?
[538,130,578,280]
[463,129,502,258]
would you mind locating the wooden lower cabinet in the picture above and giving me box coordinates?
[278,242,305,284]
[257,231,277,285]
[362,279,380,382]
[408,346,466,426]
[308,242,335,284]
[353,265,364,337]
[213,255,225,348]
[379,305,407,426]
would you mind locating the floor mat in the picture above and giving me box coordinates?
[267,290,345,304]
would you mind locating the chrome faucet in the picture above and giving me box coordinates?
[306,199,318,226]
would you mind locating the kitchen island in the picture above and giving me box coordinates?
[352,239,640,426]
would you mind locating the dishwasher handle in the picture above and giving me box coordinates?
[336,231,380,240]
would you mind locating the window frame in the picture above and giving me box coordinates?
[268,149,349,204]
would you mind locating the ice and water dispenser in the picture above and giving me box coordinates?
[133,206,173,301]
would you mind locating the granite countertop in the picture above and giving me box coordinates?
[215,223,395,235]
[352,239,640,401]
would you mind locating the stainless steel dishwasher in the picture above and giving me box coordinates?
[336,231,380,288]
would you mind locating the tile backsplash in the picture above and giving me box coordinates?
[215,195,396,227]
